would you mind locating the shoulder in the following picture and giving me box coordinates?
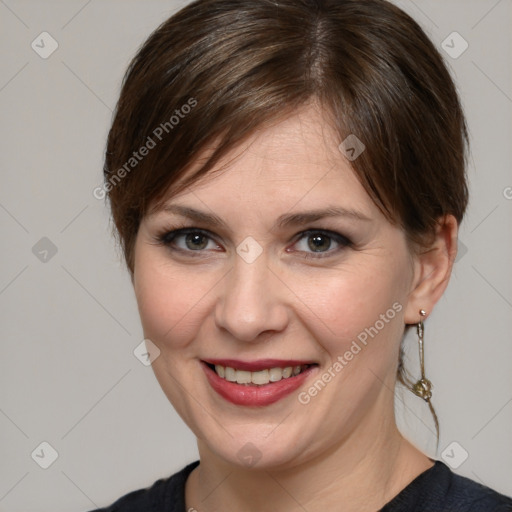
[382,460,512,512]
[445,466,512,512]
[86,460,199,512]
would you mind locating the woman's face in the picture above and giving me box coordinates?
[133,104,417,469]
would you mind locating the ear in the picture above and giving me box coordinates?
[404,214,459,324]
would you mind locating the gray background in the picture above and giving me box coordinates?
[0,1,511,510]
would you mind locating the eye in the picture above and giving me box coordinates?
[155,228,221,255]
[153,226,352,260]
[290,230,352,259]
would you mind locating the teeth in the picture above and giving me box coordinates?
[236,370,252,384]
[251,369,270,385]
[269,368,283,382]
[225,366,237,382]
[215,365,225,378]
[211,364,310,385]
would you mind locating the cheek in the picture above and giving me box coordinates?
[133,250,215,349]
[289,257,408,360]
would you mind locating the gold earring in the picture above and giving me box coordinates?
[412,309,433,402]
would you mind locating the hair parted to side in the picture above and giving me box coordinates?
[104,0,469,441]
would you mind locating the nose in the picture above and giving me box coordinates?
[214,251,289,342]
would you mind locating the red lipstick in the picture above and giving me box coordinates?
[201,359,318,407]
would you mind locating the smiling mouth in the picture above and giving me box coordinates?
[204,362,317,386]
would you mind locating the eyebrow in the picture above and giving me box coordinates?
[155,204,372,229]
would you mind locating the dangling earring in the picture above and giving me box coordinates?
[412,309,433,402]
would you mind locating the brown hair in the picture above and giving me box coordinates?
[103,0,469,441]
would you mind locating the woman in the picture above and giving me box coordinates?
[93,0,512,510]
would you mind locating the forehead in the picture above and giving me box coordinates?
[159,104,376,218]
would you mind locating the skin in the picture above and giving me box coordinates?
[132,102,458,512]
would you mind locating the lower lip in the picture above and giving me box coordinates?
[202,362,317,406]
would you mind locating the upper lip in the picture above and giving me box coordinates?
[202,359,317,372]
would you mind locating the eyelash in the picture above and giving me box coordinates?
[152,225,353,260]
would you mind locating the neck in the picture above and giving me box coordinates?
[185,408,433,512]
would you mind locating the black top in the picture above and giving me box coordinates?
[89,460,512,512]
